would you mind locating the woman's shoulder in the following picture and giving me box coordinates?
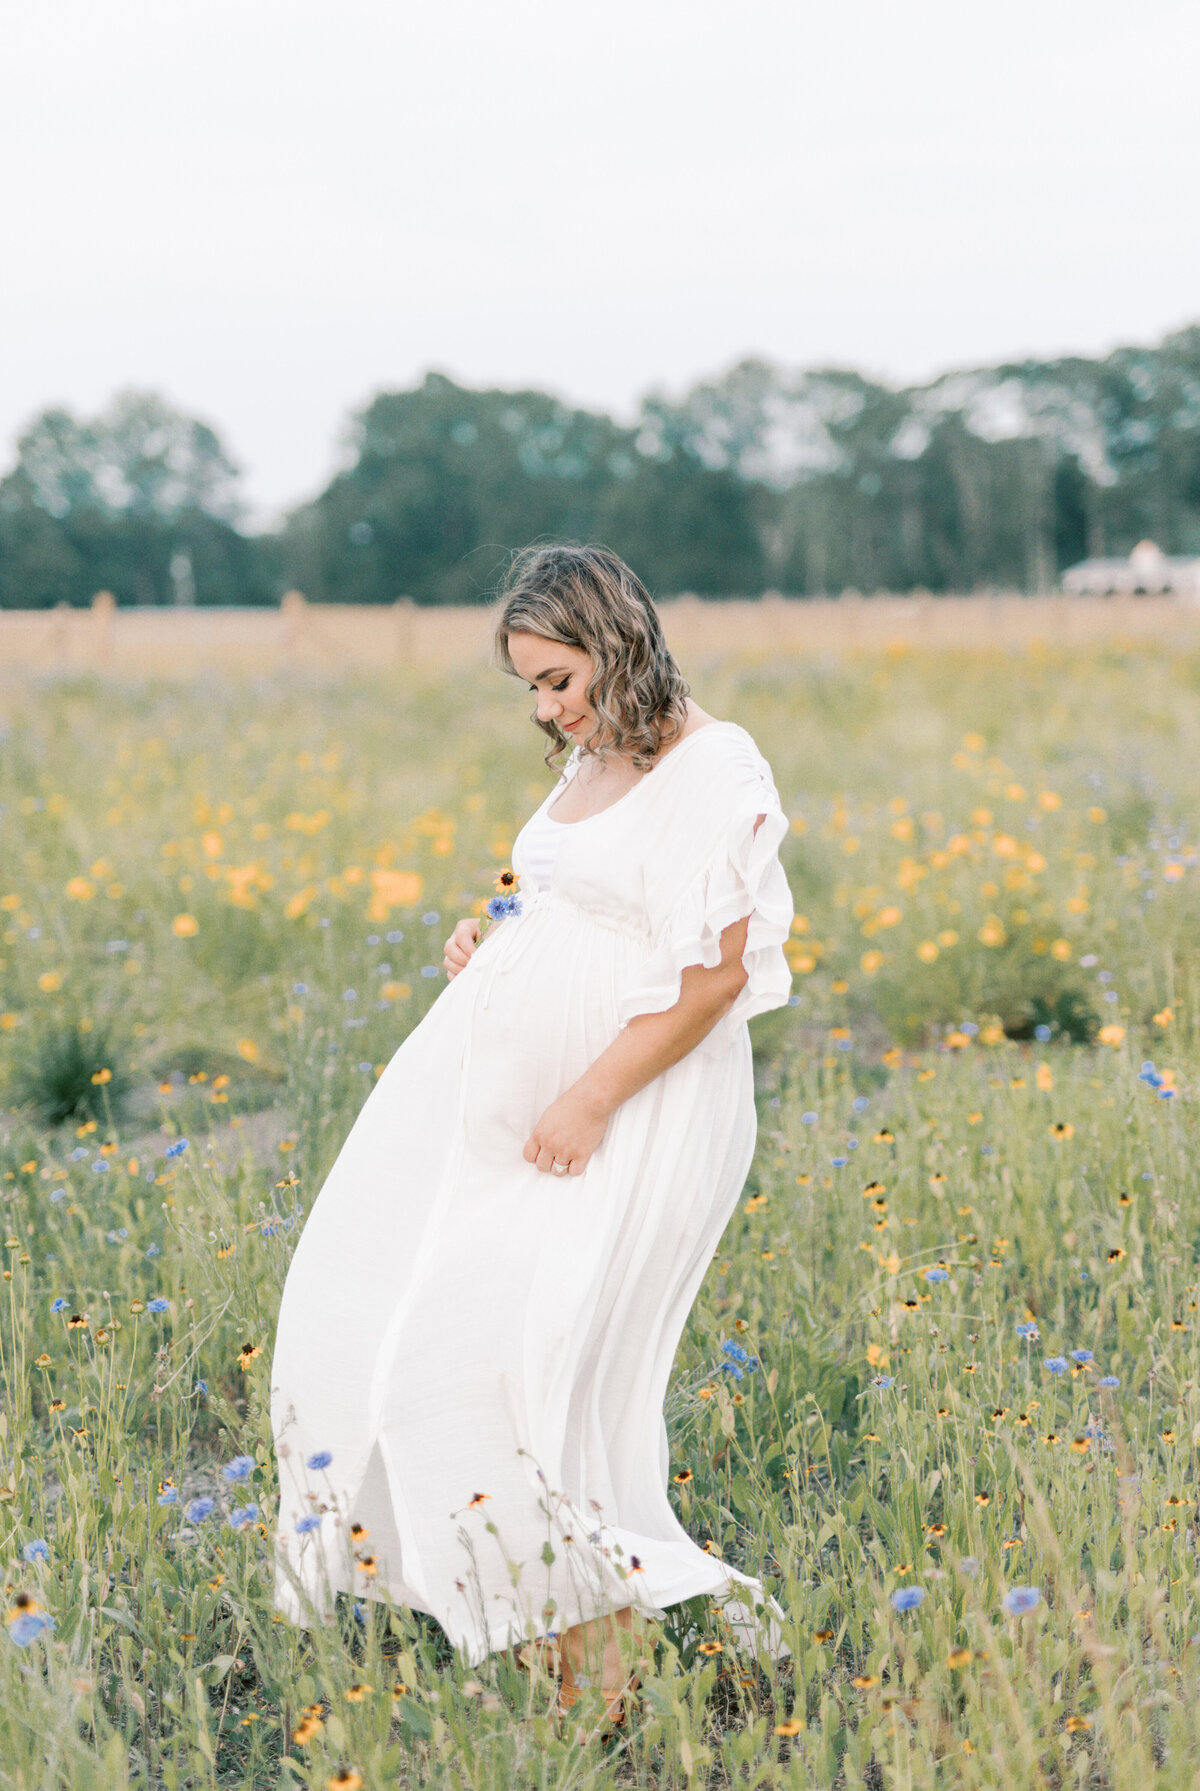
[661,718,770,779]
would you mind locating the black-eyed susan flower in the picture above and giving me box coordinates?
[697,1640,723,1656]
[350,1522,369,1542]
[1051,1122,1074,1140]
[391,1682,409,1700]
[673,1469,693,1485]
[851,1674,879,1689]
[813,1627,834,1642]
[292,1715,323,1744]
[1064,1715,1091,1733]
[492,868,518,893]
[947,1648,972,1669]
[327,1773,363,1791]
[1162,1429,1177,1445]
[1118,1191,1133,1207]
[344,1684,372,1702]
[237,1344,261,1371]
[774,1717,802,1736]
[467,1492,490,1509]
[1107,1247,1126,1263]
[67,1313,89,1330]
[355,1555,377,1577]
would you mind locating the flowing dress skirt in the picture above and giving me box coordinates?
[270,886,788,1665]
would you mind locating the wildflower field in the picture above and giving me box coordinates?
[3,633,1200,1789]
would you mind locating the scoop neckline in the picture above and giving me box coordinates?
[544,719,740,827]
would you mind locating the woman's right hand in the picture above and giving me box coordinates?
[443,916,481,979]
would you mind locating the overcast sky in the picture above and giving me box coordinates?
[2,0,1196,525]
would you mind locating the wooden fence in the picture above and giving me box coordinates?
[3,589,1200,681]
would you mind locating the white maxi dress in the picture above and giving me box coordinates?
[269,719,796,1666]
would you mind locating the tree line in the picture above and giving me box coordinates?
[2,325,1198,607]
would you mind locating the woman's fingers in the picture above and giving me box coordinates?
[523,1133,588,1174]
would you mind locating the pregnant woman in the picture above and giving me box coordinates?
[270,542,795,1725]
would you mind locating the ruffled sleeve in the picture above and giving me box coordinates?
[615,725,795,1050]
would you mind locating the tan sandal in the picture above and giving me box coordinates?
[554,1670,640,1738]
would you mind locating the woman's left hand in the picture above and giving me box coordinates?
[524,1090,607,1177]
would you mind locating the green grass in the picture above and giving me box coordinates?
[1,638,1200,1787]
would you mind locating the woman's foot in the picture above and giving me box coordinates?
[555,1605,642,1738]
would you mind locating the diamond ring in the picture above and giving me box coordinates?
[552,1161,569,1176]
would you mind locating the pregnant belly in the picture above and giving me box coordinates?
[458,899,645,1166]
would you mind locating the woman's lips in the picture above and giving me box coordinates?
[562,717,584,732]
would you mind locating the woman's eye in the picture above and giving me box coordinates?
[552,678,570,692]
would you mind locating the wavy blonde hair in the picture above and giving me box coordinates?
[492,543,691,770]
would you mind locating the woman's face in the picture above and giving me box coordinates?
[506,632,596,739]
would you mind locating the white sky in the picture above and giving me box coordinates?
[2,0,1197,526]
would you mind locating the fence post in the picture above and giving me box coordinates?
[91,590,116,667]
[394,597,417,664]
[280,590,307,667]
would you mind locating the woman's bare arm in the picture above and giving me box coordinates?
[523,816,767,1174]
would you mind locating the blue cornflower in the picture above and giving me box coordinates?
[22,1540,49,1564]
[9,1609,55,1646]
[145,1243,161,1258]
[164,1139,188,1159]
[306,1450,333,1471]
[420,965,440,978]
[852,1095,870,1111]
[1001,1585,1041,1616]
[485,893,522,921]
[957,1557,980,1576]
[222,1455,255,1483]
[1098,1375,1120,1389]
[801,1111,818,1125]
[831,1156,848,1168]
[924,1266,949,1282]
[157,1486,178,1505]
[720,1362,745,1381]
[147,1298,170,1314]
[960,1021,979,1035]
[421,911,441,926]
[890,1585,924,1612]
[873,1375,895,1390]
[1044,1357,1069,1375]
[292,982,309,994]
[229,1503,259,1531]
[186,1497,215,1523]
[1159,1087,1177,1099]
[1015,1321,1038,1338]
[92,1160,110,1174]
[193,1380,208,1397]
[1071,1349,1093,1364]
[720,1341,749,1363]
[50,1298,68,1313]
[342,988,357,1002]
[295,1514,322,1535]
[1034,1024,1052,1042]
